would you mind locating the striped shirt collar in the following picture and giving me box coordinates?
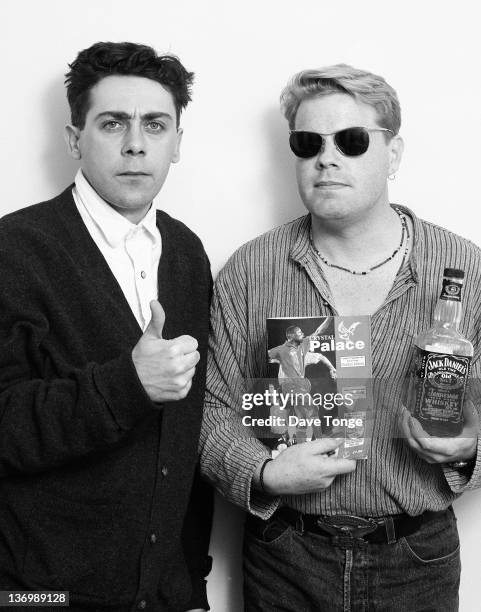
[74,169,160,249]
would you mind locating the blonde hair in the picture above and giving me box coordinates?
[280,63,401,134]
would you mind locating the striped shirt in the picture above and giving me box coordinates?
[200,206,481,518]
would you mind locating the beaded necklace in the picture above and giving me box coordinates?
[310,207,410,276]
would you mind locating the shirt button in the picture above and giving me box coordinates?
[137,601,147,610]
[161,465,168,477]
[140,270,146,279]
[150,533,157,544]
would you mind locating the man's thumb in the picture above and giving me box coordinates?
[145,300,165,339]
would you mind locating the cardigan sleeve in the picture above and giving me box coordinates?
[0,243,156,478]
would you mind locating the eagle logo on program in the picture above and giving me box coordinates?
[338,321,361,340]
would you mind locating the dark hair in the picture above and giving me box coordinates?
[286,326,300,339]
[65,41,194,129]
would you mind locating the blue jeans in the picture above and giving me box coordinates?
[243,507,460,612]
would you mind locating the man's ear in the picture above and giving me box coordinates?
[64,124,81,160]
[388,135,404,175]
[172,128,183,164]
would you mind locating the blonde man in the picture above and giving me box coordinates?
[201,64,481,611]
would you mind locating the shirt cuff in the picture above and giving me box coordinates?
[220,437,280,518]
[443,435,481,492]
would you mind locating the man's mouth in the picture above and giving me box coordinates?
[118,171,150,176]
[314,180,348,188]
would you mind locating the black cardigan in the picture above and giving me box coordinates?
[0,187,213,611]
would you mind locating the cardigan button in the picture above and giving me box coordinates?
[161,465,168,477]
[150,533,157,544]
[137,600,147,609]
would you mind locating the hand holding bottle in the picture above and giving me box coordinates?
[399,400,478,465]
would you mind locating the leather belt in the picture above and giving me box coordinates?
[276,506,447,544]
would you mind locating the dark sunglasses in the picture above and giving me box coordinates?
[289,127,394,158]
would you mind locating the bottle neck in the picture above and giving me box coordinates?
[433,297,462,329]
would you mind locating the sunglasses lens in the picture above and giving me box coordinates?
[335,127,369,156]
[289,131,323,158]
[290,128,373,158]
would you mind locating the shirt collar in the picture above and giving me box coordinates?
[74,169,160,248]
[394,203,419,282]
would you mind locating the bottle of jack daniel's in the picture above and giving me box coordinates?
[410,268,473,436]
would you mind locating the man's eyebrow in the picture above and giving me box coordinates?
[94,111,174,121]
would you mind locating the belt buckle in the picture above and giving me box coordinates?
[317,514,379,539]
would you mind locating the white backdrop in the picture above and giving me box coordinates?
[1,1,480,610]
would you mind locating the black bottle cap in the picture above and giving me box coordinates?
[443,268,464,279]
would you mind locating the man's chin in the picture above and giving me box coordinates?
[306,200,352,222]
[105,197,154,222]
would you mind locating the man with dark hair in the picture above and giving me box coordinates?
[201,64,481,611]
[268,320,336,385]
[65,41,193,129]
[0,42,212,612]
[268,320,336,441]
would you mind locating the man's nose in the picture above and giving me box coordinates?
[315,135,339,168]
[121,124,146,156]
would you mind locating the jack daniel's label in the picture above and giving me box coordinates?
[413,347,471,434]
[440,278,463,302]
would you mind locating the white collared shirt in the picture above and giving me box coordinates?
[72,169,162,330]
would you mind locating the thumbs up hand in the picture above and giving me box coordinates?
[132,300,200,402]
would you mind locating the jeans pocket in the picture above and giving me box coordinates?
[400,510,460,565]
[245,515,293,546]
